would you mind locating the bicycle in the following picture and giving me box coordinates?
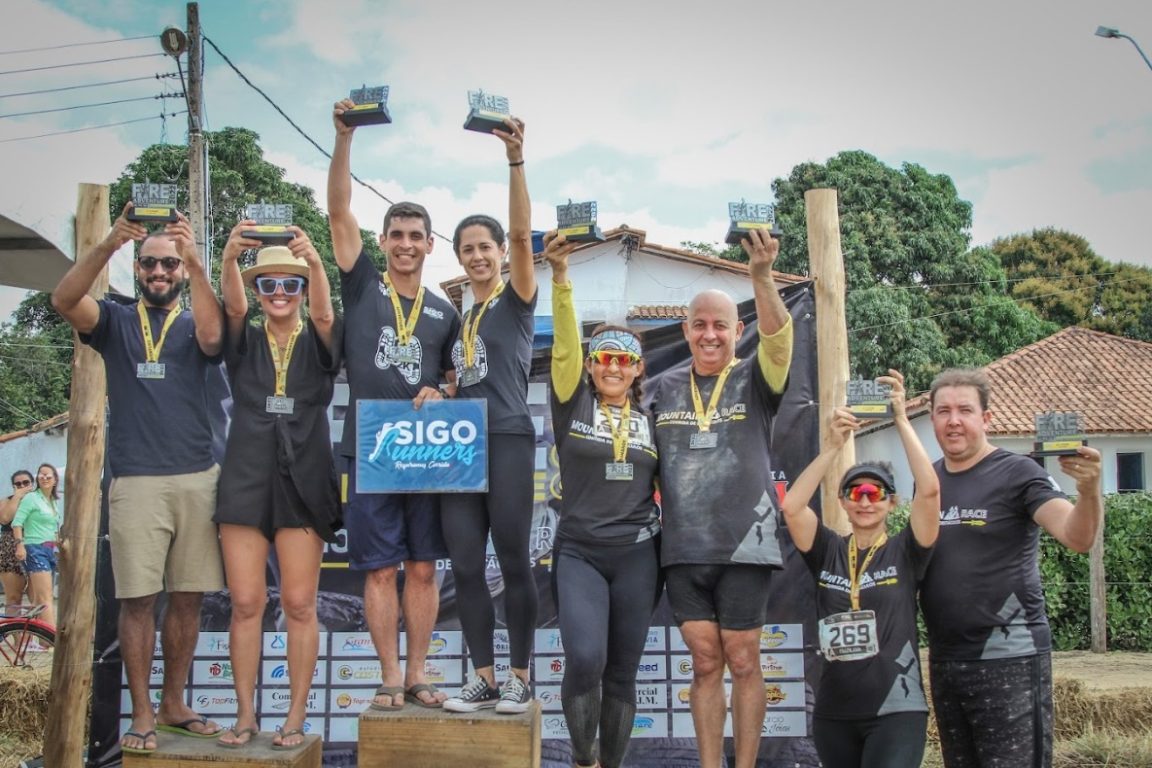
[0,604,55,670]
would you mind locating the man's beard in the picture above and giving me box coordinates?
[137,275,186,306]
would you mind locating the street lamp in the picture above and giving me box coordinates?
[1095,25,1152,74]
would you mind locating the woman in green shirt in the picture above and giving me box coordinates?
[13,463,60,627]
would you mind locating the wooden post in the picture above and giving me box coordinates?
[1089,518,1107,653]
[43,183,109,767]
[186,2,209,275]
[806,188,852,533]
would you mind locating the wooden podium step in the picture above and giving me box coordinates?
[358,702,542,768]
[121,730,321,768]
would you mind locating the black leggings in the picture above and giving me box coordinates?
[441,433,537,670]
[812,711,928,768]
[555,537,661,768]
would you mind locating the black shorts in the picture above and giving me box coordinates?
[664,563,772,630]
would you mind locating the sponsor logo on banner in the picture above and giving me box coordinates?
[535,628,563,651]
[760,710,808,737]
[542,715,569,739]
[331,660,382,683]
[668,627,689,652]
[262,660,327,686]
[760,653,804,679]
[191,689,240,715]
[331,689,379,711]
[120,688,165,710]
[635,656,667,681]
[764,682,806,708]
[195,632,230,657]
[631,712,668,738]
[259,716,324,735]
[261,687,324,714]
[644,627,666,652]
[356,399,489,493]
[493,630,510,655]
[670,654,694,680]
[759,623,803,650]
[536,685,563,712]
[193,660,233,684]
[534,656,565,681]
[634,683,667,708]
[332,632,375,656]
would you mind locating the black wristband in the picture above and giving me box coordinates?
[509,160,525,167]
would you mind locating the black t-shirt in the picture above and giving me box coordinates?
[920,449,1067,661]
[651,356,784,567]
[551,378,660,546]
[80,300,217,477]
[338,250,461,458]
[450,284,536,435]
[803,525,932,719]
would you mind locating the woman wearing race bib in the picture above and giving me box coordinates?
[541,231,661,768]
[213,228,342,750]
[780,370,939,768]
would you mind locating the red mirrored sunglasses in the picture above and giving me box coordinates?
[842,483,890,503]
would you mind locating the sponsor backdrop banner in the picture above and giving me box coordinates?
[88,282,820,768]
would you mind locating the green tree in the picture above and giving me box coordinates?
[0,294,74,431]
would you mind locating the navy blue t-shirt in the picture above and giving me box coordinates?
[80,299,218,477]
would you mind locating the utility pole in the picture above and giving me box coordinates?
[186,2,209,276]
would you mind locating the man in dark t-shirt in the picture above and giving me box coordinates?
[921,367,1104,767]
[649,230,793,768]
[328,97,461,710]
[53,205,225,754]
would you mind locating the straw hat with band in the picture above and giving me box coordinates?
[240,246,310,288]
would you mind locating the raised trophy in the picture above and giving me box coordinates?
[340,84,392,127]
[725,200,781,245]
[556,199,605,243]
[463,89,511,134]
[1032,411,1087,457]
[846,377,892,419]
[242,202,296,244]
[127,182,178,223]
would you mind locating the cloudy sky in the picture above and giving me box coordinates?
[1,0,1150,317]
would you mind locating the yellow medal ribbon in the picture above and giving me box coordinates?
[847,532,888,611]
[461,280,505,367]
[265,320,304,397]
[137,302,181,363]
[599,398,632,463]
[382,273,424,347]
[689,359,738,432]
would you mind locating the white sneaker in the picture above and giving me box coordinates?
[443,676,500,713]
[495,675,532,714]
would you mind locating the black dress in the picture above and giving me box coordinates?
[215,315,343,542]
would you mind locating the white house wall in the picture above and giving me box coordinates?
[0,428,69,489]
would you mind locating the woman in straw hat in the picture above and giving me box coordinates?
[213,223,342,750]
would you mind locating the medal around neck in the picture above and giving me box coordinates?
[127,182,178,223]
[463,89,510,134]
[242,202,296,245]
[846,378,893,418]
[340,84,392,127]
[556,199,605,243]
[1032,411,1087,457]
[724,200,782,245]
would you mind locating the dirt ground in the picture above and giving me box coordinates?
[1052,650,1152,691]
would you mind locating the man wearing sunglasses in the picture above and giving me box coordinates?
[649,228,793,768]
[52,202,225,753]
[921,367,1103,768]
[328,100,462,712]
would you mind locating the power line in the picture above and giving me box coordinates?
[201,35,452,243]
[0,92,184,119]
[0,73,179,99]
[0,52,164,77]
[0,34,154,56]
[0,110,187,144]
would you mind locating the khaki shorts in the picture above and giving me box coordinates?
[109,465,224,599]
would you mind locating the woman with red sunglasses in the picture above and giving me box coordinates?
[212,229,343,750]
[541,231,661,768]
[781,369,940,768]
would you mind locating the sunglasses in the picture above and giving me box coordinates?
[842,483,890,503]
[588,350,641,367]
[137,256,183,272]
[255,276,305,296]
[12,480,31,488]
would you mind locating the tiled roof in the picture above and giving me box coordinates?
[981,326,1152,435]
[628,304,688,321]
[0,412,69,445]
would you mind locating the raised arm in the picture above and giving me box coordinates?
[494,117,535,303]
[1035,448,1104,553]
[781,407,860,552]
[52,202,147,333]
[880,369,940,548]
[327,99,364,272]
[167,212,222,356]
[288,226,336,351]
[544,232,582,403]
[0,486,30,526]
[219,221,261,346]
[744,229,792,394]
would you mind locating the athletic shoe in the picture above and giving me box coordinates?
[443,676,500,713]
[495,675,533,714]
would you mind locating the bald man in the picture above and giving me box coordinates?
[649,230,793,768]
